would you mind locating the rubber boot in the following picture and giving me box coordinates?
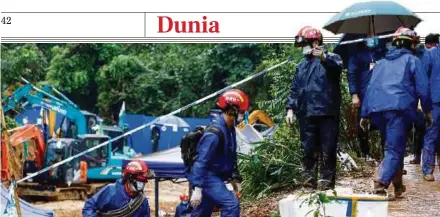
[317,179,334,191]
[437,155,440,171]
[373,181,387,196]
[409,154,421,164]
[424,173,435,181]
[302,177,317,190]
[391,168,406,198]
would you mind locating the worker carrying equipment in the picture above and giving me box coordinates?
[185,89,248,217]
[82,160,152,217]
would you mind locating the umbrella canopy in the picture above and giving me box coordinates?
[324,1,422,35]
[152,115,190,128]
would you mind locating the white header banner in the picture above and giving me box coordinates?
[1,0,439,42]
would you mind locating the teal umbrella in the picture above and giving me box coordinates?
[323,1,422,35]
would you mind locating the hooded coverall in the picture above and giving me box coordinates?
[82,179,151,217]
[348,47,386,157]
[422,46,440,175]
[361,48,431,187]
[287,52,343,187]
[186,115,240,217]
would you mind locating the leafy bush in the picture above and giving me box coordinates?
[239,124,302,199]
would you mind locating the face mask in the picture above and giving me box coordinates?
[182,201,188,205]
[130,180,146,192]
[302,45,313,56]
[386,42,395,51]
[236,113,244,123]
[365,37,378,48]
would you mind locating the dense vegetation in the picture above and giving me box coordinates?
[1,43,382,198]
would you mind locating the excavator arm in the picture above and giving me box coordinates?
[2,83,89,136]
[9,124,46,170]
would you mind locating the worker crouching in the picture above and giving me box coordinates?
[286,26,343,190]
[82,160,152,217]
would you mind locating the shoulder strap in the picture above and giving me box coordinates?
[205,124,224,147]
[97,193,145,217]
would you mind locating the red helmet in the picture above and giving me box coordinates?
[295,26,323,47]
[122,160,151,182]
[216,89,249,113]
[393,26,419,44]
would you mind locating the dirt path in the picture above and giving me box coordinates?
[386,158,440,217]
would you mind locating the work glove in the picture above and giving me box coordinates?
[352,94,361,109]
[312,47,326,61]
[417,100,422,112]
[286,109,295,125]
[190,187,202,208]
[424,111,433,128]
[360,118,370,132]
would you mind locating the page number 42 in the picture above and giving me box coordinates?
[1,17,12,24]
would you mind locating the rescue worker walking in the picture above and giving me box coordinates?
[360,27,432,196]
[187,89,248,217]
[425,33,439,49]
[409,38,428,165]
[347,36,386,160]
[82,160,151,217]
[286,26,343,190]
[421,33,440,181]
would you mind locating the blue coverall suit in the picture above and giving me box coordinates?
[422,45,440,175]
[410,46,428,160]
[82,179,151,217]
[186,115,240,217]
[287,52,343,186]
[361,48,431,187]
[347,47,386,157]
[174,202,191,217]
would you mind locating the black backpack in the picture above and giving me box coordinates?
[180,125,224,168]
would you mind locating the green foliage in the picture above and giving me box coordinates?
[1,44,48,87]
[239,124,302,199]
[270,211,281,217]
[5,116,18,129]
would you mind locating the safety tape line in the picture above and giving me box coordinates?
[17,56,298,184]
[338,33,401,45]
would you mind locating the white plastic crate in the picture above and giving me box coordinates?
[279,190,388,217]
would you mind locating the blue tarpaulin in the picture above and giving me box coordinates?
[125,114,210,154]
[1,185,55,217]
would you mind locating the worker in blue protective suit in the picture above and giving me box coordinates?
[82,160,151,217]
[408,44,428,165]
[286,26,343,190]
[421,34,440,181]
[347,36,386,160]
[186,89,249,217]
[360,27,433,197]
[174,195,192,217]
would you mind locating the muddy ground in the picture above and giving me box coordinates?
[31,156,440,217]
[32,180,189,217]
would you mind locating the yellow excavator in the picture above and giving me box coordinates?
[237,109,274,131]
